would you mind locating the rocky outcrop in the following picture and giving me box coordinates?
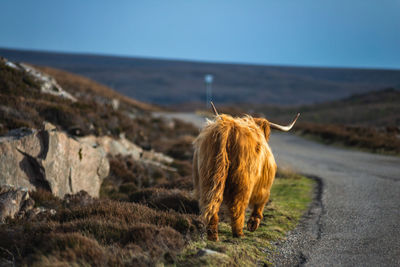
[79,134,176,171]
[1,57,76,102]
[0,185,59,223]
[0,123,109,198]
[0,185,33,222]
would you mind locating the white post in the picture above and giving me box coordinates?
[204,74,214,108]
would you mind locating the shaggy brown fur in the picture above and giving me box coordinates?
[193,114,277,241]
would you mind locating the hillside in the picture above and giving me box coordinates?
[1,48,400,106]
[36,65,158,112]
[251,88,400,127]
[212,89,400,155]
[0,57,202,265]
[241,89,400,155]
[0,57,315,266]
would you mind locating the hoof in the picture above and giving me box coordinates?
[232,232,244,238]
[207,233,219,241]
[207,228,219,241]
[247,217,261,232]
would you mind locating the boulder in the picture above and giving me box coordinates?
[79,134,175,171]
[196,248,229,260]
[0,123,109,198]
[0,185,32,222]
[79,134,143,160]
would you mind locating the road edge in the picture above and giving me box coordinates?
[271,175,325,266]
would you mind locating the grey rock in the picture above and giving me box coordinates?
[25,206,56,220]
[0,185,32,222]
[111,98,120,111]
[79,134,143,160]
[1,57,76,102]
[196,249,220,257]
[19,63,77,102]
[196,249,229,259]
[0,123,109,198]
[79,134,175,171]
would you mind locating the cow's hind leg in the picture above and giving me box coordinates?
[207,213,220,241]
[228,201,247,238]
[247,193,270,232]
[226,189,251,238]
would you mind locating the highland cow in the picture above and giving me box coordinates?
[193,103,299,241]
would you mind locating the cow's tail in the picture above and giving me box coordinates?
[199,123,230,224]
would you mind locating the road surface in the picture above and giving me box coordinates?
[156,112,400,266]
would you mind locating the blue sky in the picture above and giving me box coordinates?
[1,0,399,69]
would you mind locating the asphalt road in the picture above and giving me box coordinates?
[156,112,400,266]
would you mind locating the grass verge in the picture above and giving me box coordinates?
[175,173,315,266]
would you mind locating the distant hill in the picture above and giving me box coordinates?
[229,88,400,155]
[252,88,400,127]
[1,48,400,106]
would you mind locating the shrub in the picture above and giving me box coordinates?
[130,187,199,214]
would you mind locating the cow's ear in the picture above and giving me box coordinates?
[254,118,271,141]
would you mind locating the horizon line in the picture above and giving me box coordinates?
[1,46,399,72]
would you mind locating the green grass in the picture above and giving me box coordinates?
[175,174,315,267]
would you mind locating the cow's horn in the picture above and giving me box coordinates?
[210,101,219,117]
[269,113,300,132]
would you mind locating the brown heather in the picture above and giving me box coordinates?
[296,122,400,155]
[0,60,204,266]
[0,191,204,266]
